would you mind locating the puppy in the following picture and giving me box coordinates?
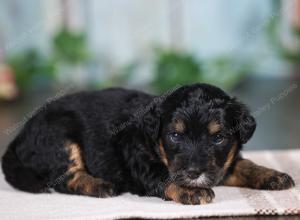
[2,83,295,205]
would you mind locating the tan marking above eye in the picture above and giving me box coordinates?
[173,119,185,133]
[208,121,221,134]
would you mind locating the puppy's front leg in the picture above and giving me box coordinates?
[222,158,295,190]
[140,164,214,205]
[164,183,215,205]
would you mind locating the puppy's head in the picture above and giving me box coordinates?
[142,84,256,188]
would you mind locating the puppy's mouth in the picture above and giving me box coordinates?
[172,172,220,188]
[186,173,212,188]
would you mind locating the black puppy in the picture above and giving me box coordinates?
[2,84,295,205]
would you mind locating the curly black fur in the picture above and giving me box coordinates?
[2,83,294,205]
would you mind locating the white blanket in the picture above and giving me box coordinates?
[1,150,300,220]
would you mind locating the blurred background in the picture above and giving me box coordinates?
[0,0,300,157]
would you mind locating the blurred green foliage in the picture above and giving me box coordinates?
[95,62,137,88]
[6,27,90,92]
[53,28,90,64]
[6,27,252,93]
[7,49,56,91]
[202,56,251,90]
[152,49,202,92]
[151,49,252,93]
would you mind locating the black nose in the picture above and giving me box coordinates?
[186,167,202,179]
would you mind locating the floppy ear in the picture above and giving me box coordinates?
[227,99,256,144]
[141,105,161,143]
[140,85,191,143]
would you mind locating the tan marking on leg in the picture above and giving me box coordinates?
[208,121,221,134]
[222,158,295,190]
[67,142,85,173]
[223,171,244,187]
[65,142,114,197]
[159,140,168,166]
[223,159,254,187]
[164,183,197,204]
[66,142,92,193]
[68,171,94,194]
[164,183,181,203]
[164,183,214,205]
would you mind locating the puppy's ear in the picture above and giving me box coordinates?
[141,105,161,143]
[227,99,256,144]
[140,85,189,143]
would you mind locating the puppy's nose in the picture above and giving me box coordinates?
[186,167,202,179]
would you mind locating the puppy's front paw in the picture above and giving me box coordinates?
[261,172,295,190]
[165,183,215,205]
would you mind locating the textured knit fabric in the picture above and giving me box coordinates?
[0,150,299,220]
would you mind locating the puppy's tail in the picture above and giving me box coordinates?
[1,136,48,193]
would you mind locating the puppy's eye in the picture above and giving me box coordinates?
[168,133,184,143]
[212,134,226,145]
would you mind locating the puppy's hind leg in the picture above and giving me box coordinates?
[53,142,116,198]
